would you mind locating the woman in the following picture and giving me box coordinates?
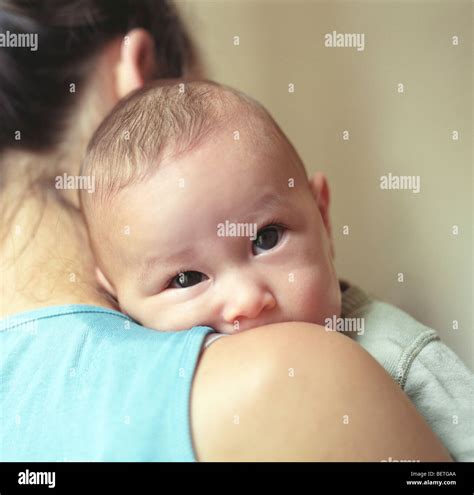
[0,0,450,461]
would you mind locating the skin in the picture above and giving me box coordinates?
[95,115,341,334]
[192,322,452,461]
[0,29,452,461]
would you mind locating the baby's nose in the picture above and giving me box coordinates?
[221,280,276,329]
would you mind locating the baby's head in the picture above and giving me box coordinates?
[81,80,341,333]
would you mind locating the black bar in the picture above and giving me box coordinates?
[0,462,472,493]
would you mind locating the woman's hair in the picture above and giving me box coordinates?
[0,0,198,152]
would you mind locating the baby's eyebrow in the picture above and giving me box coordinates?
[139,246,197,283]
[249,191,287,214]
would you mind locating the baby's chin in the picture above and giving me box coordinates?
[211,313,338,335]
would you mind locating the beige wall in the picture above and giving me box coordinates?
[177,0,473,370]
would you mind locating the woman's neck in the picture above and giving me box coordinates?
[0,148,119,318]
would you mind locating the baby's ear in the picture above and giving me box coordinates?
[95,266,117,299]
[309,172,335,258]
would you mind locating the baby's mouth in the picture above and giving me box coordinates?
[218,318,278,335]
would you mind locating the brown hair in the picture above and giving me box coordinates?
[80,80,267,205]
[0,0,199,152]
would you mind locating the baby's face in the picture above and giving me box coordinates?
[102,124,341,333]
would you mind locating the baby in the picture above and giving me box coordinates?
[80,80,473,461]
[81,80,341,334]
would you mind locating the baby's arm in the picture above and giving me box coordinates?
[404,339,474,461]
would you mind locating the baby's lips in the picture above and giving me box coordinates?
[224,317,279,334]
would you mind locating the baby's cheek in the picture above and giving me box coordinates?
[118,294,188,331]
[282,265,340,325]
[144,304,199,332]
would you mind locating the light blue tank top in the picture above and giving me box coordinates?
[0,305,214,461]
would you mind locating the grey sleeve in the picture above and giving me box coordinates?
[404,339,474,461]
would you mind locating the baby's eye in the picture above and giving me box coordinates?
[252,225,284,254]
[168,271,207,289]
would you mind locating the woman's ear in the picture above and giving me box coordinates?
[115,28,157,98]
[95,266,117,299]
[309,172,335,258]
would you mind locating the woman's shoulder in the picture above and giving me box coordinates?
[1,303,213,362]
[191,322,452,461]
[191,322,359,461]
[1,304,215,461]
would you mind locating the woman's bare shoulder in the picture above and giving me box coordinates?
[191,322,451,462]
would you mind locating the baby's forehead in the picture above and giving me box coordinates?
[105,140,310,275]
[118,132,304,214]
[159,128,304,199]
